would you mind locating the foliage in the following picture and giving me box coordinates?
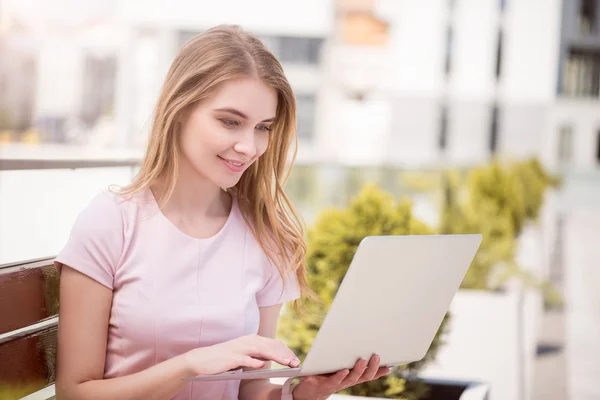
[439,157,561,302]
[278,185,447,399]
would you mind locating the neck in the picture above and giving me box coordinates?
[152,160,231,219]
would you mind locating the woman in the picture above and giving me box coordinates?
[55,25,390,400]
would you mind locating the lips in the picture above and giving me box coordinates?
[218,156,246,173]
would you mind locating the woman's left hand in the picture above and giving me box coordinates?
[291,354,391,400]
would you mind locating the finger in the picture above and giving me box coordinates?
[238,356,266,370]
[247,336,300,368]
[326,369,351,387]
[341,359,369,386]
[372,367,392,380]
[359,354,381,382]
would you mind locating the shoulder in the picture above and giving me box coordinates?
[82,187,155,226]
[55,190,130,288]
[75,190,124,232]
[68,188,151,246]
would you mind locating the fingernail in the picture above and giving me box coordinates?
[291,359,300,367]
[283,358,291,365]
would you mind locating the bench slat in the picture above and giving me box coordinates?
[0,258,59,399]
[0,260,59,335]
[0,317,59,345]
[0,326,57,398]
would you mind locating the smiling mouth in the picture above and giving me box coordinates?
[218,156,245,167]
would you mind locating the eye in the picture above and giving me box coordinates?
[220,118,240,128]
[256,125,272,133]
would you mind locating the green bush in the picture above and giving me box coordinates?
[278,184,445,399]
[439,157,561,302]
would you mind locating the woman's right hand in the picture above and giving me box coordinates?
[183,334,301,376]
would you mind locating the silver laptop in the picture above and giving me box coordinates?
[185,234,482,382]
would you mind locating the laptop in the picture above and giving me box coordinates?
[185,234,482,382]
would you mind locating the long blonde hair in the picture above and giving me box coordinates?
[117,24,309,300]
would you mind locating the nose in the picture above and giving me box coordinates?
[233,129,257,159]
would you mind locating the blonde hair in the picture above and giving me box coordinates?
[116,24,309,301]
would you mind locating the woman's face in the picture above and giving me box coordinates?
[178,76,278,189]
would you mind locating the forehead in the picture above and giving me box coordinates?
[206,77,278,119]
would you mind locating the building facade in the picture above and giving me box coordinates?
[313,0,600,172]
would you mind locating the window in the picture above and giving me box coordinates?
[557,125,573,162]
[495,30,503,79]
[439,105,448,151]
[445,26,453,76]
[562,50,600,97]
[257,36,323,64]
[579,0,597,35]
[80,55,116,126]
[296,94,316,141]
[489,105,499,153]
[279,37,323,64]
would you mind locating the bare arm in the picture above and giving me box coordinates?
[238,304,289,400]
[56,266,195,400]
[57,266,300,400]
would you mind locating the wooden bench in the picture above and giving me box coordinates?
[0,257,58,400]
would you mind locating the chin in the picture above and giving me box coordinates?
[214,175,243,190]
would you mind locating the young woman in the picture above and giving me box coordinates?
[55,25,390,400]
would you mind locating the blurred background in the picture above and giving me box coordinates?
[0,0,599,399]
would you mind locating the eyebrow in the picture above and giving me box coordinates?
[214,107,275,123]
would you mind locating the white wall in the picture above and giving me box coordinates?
[420,290,542,400]
[385,97,440,166]
[447,101,492,164]
[493,0,563,160]
[498,0,562,103]
[448,0,499,102]
[384,0,447,97]
[563,207,600,400]
[498,104,547,160]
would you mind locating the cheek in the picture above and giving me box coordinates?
[255,135,270,158]
[180,129,206,162]
[180,120,224,157]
